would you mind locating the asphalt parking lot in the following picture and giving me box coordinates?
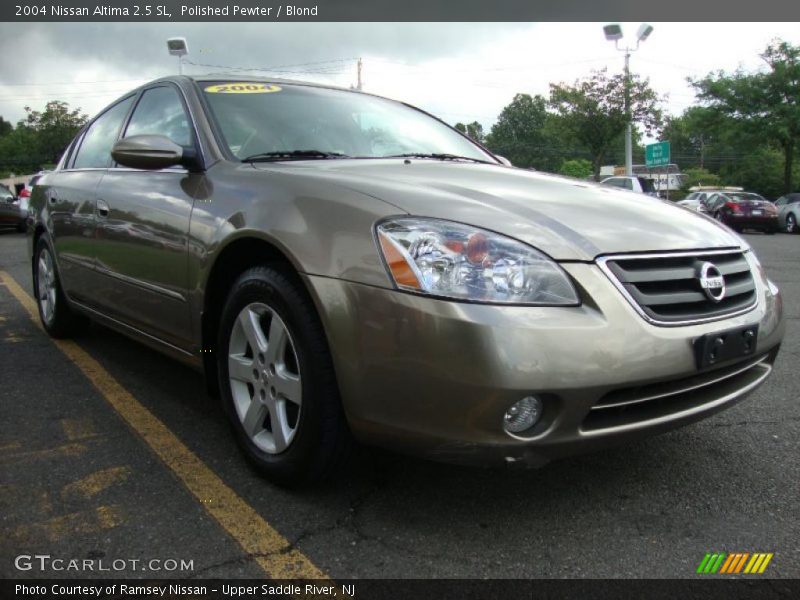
[0,229,798,580]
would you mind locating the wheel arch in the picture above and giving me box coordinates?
[200,234,322,397]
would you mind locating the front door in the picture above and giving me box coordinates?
[92,84,200,348]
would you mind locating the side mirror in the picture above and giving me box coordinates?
[495,155,512,167]
[112,135,185,170]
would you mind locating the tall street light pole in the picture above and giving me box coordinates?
[167,37,189,76]
[603,23,653,177]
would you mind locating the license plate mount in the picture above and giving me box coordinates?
[694,325,759,369]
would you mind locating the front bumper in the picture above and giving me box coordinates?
[303,257,784,467]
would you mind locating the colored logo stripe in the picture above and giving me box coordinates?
[698,552,773,574]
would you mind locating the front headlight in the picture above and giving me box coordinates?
[376,217,580,305]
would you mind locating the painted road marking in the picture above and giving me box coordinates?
[11,505,124,543]
[61,466,132,501]
[0,270,327,579]
[61,417,100,441]
[0,442,87,464]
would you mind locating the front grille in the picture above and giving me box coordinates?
[582,353,773,433]
[599,250,757,325]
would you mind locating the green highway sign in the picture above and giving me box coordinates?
[645,141,670,167]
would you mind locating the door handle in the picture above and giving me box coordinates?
[97,200,109,217]
[48,196,57,204]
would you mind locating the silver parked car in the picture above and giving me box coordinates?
[27,76,785,485]
[678,192,712,213]
[775,193,800,233]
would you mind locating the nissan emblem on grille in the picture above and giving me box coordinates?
[699,262,726,303]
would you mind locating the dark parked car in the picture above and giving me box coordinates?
[775,193,800,234]
[27,77,784,485]
[0,183,27,232]
[703,192,779,233]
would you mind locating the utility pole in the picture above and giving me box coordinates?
[603,24,653,178]
[623,49,632,177]
[357,58,363,91]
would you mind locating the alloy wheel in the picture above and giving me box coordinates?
[37,248,57,325]
[788,215,797,233]
[227,302,302,454]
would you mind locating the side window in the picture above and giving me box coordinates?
[72,96,135,169]
[623,179,633,190]
[775,197,786,207]
[124,86,192,147]
[66,131,86,169]
[604,178,620,188]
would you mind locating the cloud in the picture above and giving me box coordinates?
[1,21,798,139]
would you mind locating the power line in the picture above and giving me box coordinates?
[0,78,151,87]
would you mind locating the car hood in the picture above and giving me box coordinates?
[253,159,743,261]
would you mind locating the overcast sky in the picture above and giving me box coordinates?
[1,22,798,140]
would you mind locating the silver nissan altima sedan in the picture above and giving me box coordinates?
[27,76,785,485]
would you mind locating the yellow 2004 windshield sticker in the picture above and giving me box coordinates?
[205,83,282,94]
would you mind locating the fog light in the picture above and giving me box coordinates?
[504,396,543,434]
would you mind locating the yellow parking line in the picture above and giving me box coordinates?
[0,270,328,580]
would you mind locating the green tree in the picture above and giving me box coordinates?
[691,40,800,194]
[721,146,799,200]
[484,93,553,169]
[0,116,12,138]
[558,158,593,179]
[680,167,722,192]
[549,69,663,180]
[454,121,485,144]
[22,100,88,163]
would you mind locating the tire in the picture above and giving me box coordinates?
[217,265,352,486]
[787,214,798,234]
[33,236,89,338]
[16,220,26,233]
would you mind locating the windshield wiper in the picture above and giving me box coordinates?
[386,153,494,164]
[242,150,351,162]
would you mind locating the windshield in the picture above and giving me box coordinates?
[725,193,765,202]
[202,81,495,162]
[638,178,656,193]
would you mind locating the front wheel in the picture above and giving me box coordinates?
[33,236,88,338]
[217,266,352,486]
[787,214,798,234]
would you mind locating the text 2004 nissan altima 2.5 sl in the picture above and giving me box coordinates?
[28,77,784,485]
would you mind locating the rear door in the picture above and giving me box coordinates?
[91,83,201,348]
[46,96,135,304]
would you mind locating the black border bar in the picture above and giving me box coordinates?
[3,0,800,22]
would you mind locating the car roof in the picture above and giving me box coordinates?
[135,74,365,97]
